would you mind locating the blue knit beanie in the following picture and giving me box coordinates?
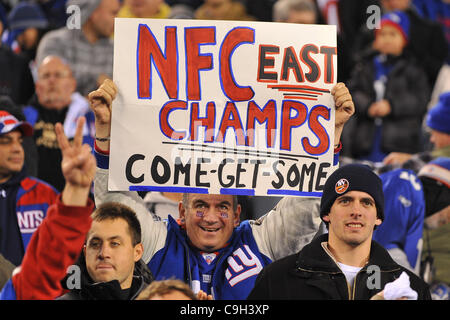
[320,164,385,221]
[379,10,410,42]
[426,92,450,134]
[8,2,48,31]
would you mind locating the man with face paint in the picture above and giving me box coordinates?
[90,79,355,300]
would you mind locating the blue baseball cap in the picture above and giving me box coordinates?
[0,110,33,137]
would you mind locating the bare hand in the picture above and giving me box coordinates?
[331,82,355,129]
[196,290,213,300]
[55,117,96,189]
[368,99,391,118]
[383,152,413,165]
[88,78,118,126]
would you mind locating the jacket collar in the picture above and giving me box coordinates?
[295,233,400,273]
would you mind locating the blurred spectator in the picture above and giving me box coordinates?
[194,0,255,21]
[168,4,194,19]
[0,3,35,106]
[353,0,447,89]
[373,168,426,275]
[242,0,277,22]
[36,0,120,96]
[0,107,58,279]
[2,1,48,73]
[314,0,379,83]
[118,0,171,19]
[346,11,430,162]
[23,55,95,192]
[136,279,198,300]
[142,191,182,221]
[36,0,70,31]
[418,158,450,287]
[0,95,38,177]
[0,117,94,300]
[412,0,450,64]
[165,0,203,10]
[383,91,450,168]
[273,0,319,24]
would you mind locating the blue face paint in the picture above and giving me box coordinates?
[196,211,204,218]
[219,212,229,219]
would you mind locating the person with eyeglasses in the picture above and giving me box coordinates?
[22,55,96,192]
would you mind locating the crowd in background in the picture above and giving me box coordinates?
[0,0,449,300]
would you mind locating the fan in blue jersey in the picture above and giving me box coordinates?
[373,157,450,277]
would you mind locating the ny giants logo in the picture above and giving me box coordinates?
[225,245,263,287]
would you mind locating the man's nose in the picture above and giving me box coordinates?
[202,209,220,223]
[98,244,111,259]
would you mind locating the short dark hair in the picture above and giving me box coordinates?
[91,202,141,246]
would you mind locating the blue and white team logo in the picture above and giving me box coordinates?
[16,210,44,233]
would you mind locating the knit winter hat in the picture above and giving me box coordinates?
[8,2,48,31]
[379,10,410,42]
[426,92,450,134]
[67,0,103,26]
[320,164,385,222]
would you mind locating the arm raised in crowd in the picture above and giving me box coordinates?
[89,80,167,264]
[251,83,355,260]
[0,117,95,300]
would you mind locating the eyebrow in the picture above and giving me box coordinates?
[337,195,375,203]
[88,235,124,242]
[192,200,232,207]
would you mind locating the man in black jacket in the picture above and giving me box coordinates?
[58,202,153,300]
[247,164,431,300]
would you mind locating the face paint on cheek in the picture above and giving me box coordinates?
[220,212,228,219]
[196,211,204,218]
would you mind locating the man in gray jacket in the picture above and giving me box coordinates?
[36,0,120,96]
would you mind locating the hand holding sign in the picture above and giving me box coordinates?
[331,82,355,146]
[88,78,118,151]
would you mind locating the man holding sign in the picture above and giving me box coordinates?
[89,78,354,299]
[91,18,353,299]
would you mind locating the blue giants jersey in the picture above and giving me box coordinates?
[373,169,425,270]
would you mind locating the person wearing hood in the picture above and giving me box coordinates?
[0,104,58,291]
[36,0,120,97]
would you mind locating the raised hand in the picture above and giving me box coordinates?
[88,79,118,151]
[88,78,118,126]
[331,82,355,146]
[55,117,96,206]
[331,82,355,128]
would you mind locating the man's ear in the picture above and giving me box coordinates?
[234,204,241,227]
[322,215,330,223]
[134,243,143,262]
[179,201,186,226]
[375,218,382,226]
